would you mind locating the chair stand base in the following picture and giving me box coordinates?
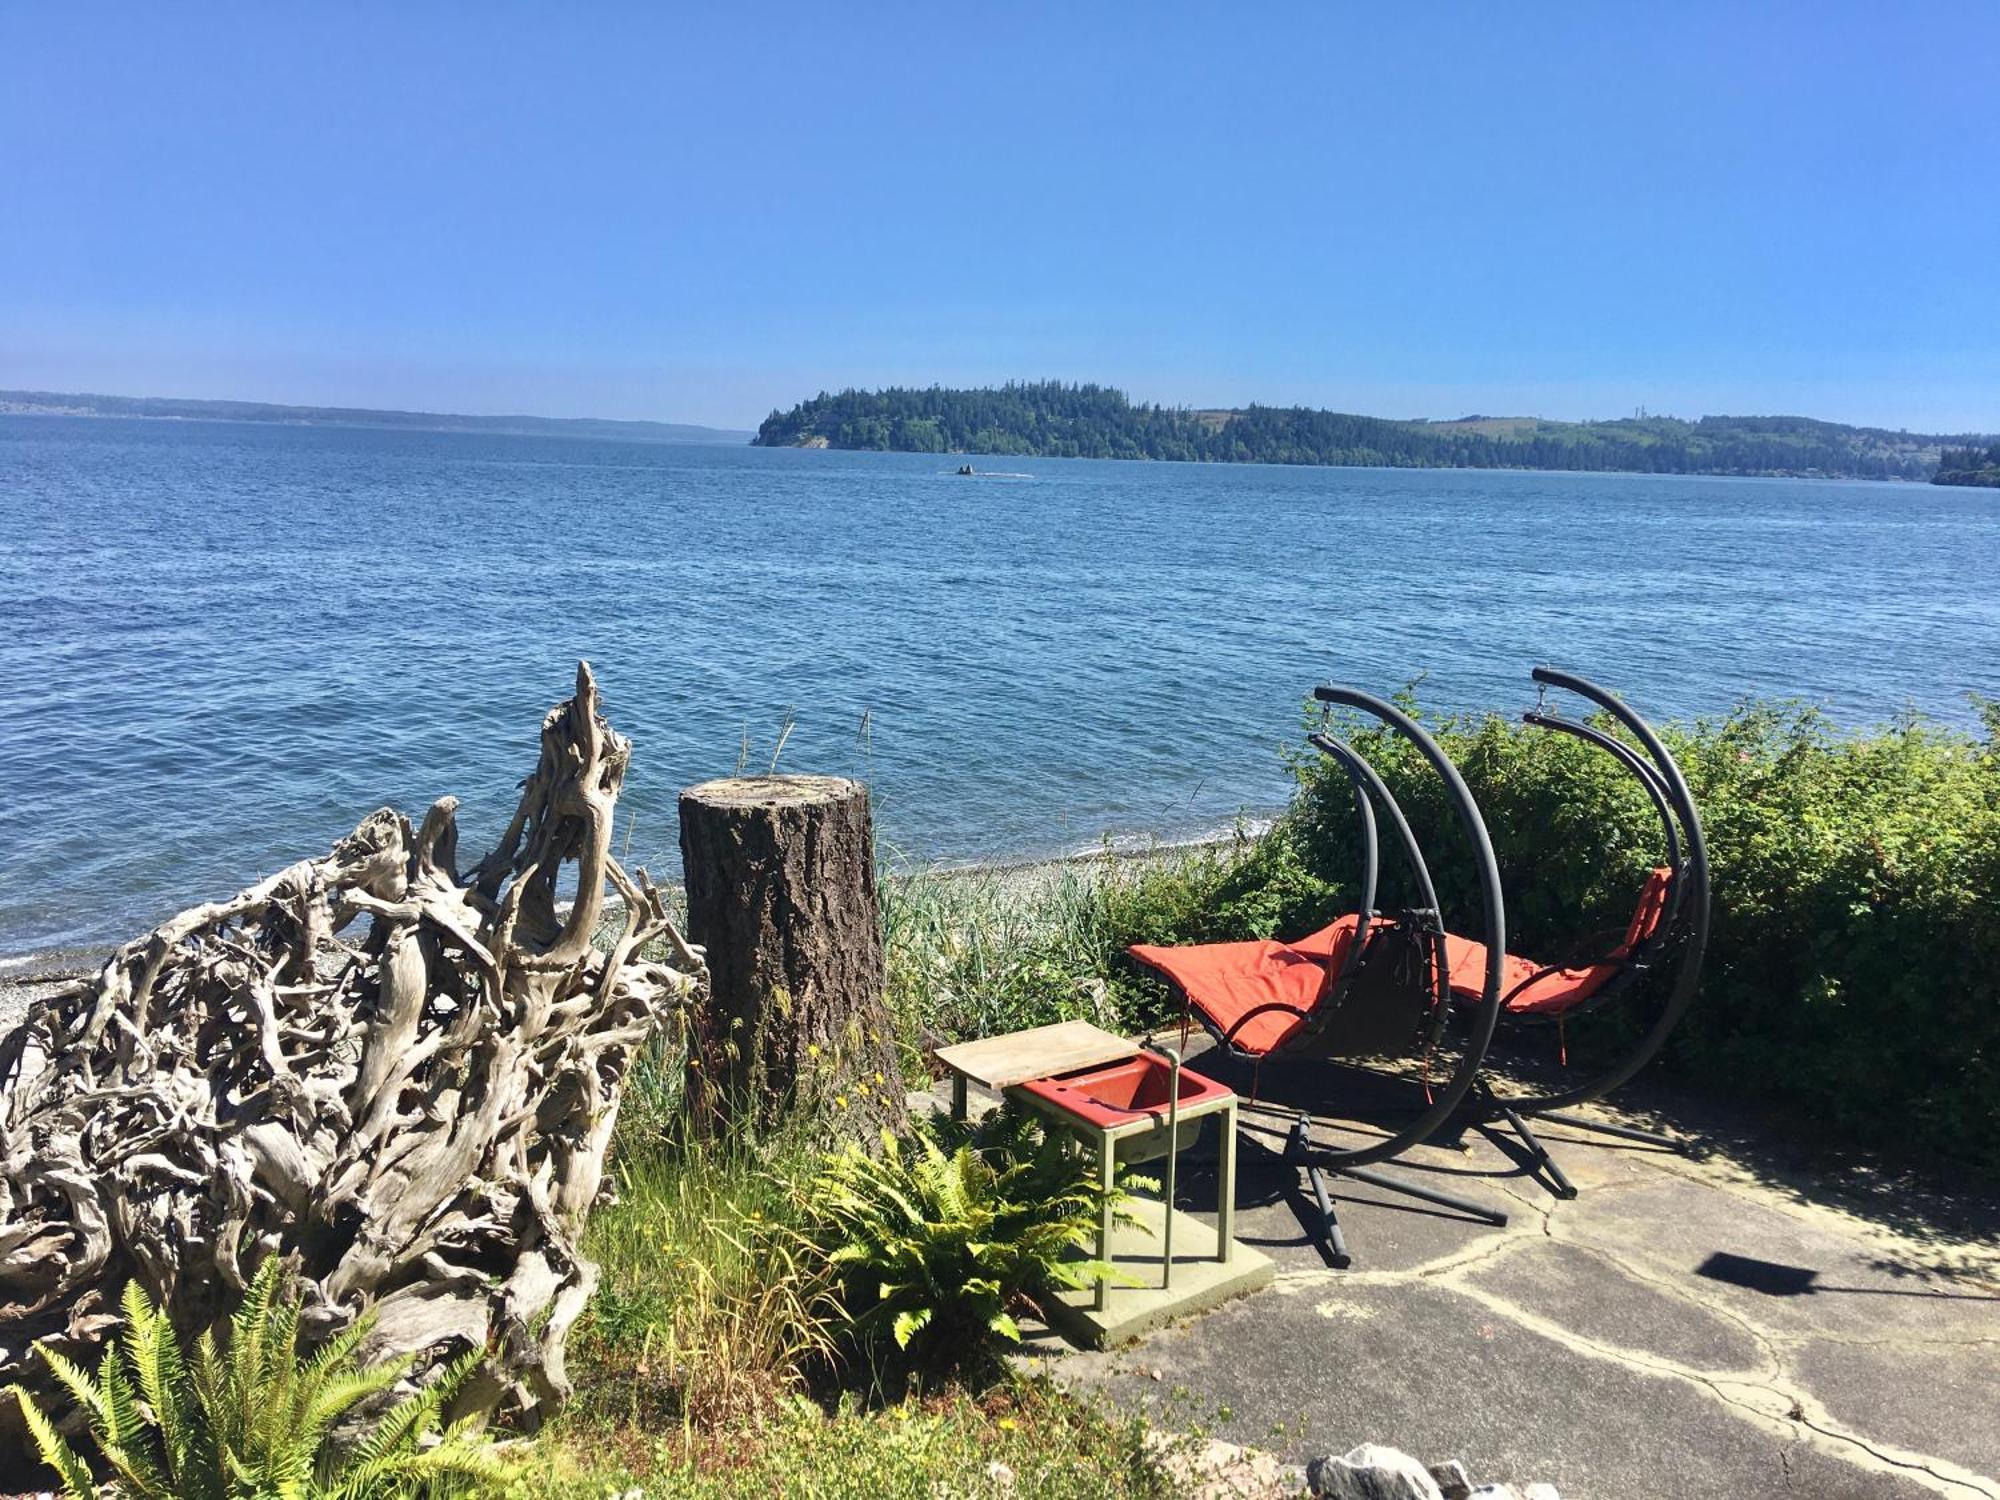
[1286,1113,1510,1269]
[1496,1103,1579,1200]
[1533,1109,1697,1156]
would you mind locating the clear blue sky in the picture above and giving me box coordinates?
[4,3,1996,431]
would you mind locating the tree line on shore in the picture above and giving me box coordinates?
[1932,442,2000,487]
[754,380,1991,481]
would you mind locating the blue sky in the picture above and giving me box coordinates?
[3,3,1996,431]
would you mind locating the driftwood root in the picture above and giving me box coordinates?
[0,662,704,1445]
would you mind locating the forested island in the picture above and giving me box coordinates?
[1932,443,2000,487]
[755,381,1993,481]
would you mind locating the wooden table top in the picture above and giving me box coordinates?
[932,1020,1140,1091]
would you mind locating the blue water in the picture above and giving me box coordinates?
[3,415,1997,961]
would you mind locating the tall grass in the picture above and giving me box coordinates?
[878,842,1256,1051]
[572,1032,839,1435]
[575,1136,837,1433]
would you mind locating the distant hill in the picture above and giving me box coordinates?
[0,389,751,445]
[755,381,1997,481]
[1933,443,2000,488]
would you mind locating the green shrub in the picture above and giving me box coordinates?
[805,1109,1140,1377]
[9,1259,509,1500]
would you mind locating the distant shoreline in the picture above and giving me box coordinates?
[0,389,751,446]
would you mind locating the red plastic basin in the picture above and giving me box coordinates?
[1018,1054,1231,1131]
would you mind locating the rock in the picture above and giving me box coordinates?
[1522,1487,1561,1500]
[1306,1444,1445,1500]
[1428,1460,1473,1499]
[1467,1487,1520,1500]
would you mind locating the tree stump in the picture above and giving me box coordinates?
[679,775,906,1142]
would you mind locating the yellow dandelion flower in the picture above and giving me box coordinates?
[836,1094,849,1109]
[807,1043,821,1059]
[997,1417,1018,1432]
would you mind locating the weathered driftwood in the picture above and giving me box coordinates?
[0,663,703,1447]
[679,775,905,1142]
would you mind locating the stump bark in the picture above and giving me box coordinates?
[679,775,905,1141]
[0,663,704,1452]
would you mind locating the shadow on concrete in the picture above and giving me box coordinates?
[1699,1249,2000,1303]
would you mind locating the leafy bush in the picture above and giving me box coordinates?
[9,1258,509,1500]
[806,1109,1140,1376]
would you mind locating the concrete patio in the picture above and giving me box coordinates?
[978,1045,2000,1499]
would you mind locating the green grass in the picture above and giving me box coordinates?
[568,1110,837,1434]
[544,1110,1200,1498]
[516,1379,1187,1499]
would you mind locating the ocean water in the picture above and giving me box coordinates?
[3,415,1996,963]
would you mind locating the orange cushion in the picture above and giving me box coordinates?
[1444,933,1617,1017]
[1445,868,1674,1018]
[1619,867,1675,953]
[1128,914,1361,1056]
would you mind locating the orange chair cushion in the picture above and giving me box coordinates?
[1442,935,1616,1017]
[1619,866,1676,952]
[1446,868,1675,1019]
[1128,914,1362,1057]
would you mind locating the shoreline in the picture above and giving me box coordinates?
[0,823,1274,1035]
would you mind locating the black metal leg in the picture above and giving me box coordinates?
[1304,1161,1352,1269]
[1535,1109,1694,1154]
[1338,1164,1511,1227]
[1288,1114,1352,1268]
[1287,1112,1512,1266]
[1500,1104,1578,1200]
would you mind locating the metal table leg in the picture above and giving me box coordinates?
[1216,1099,1236,1263]
[1095,1131,1116,1311]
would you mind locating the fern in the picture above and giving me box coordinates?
[6,1258,511,1499]
[807,1107,1147,1375]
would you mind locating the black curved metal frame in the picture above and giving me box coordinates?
[1185,685,1512,1266]
[1460,667,1713,1197]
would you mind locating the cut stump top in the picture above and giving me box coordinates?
[681,774,861,808]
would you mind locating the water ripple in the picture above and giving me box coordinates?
[2,415,1996,958]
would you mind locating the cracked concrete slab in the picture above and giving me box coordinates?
[1795,1339,2000,1482]
[1462,1237,1766,1373]
[1558,1175,2000,1346]
[1041,1278,1939,1500]
[955,1049,2000,1500]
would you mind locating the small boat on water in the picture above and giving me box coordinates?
[957,464,975,476]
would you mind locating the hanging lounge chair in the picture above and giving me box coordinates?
[1127,670,1712,1263]
[1128,684,1510,1267]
